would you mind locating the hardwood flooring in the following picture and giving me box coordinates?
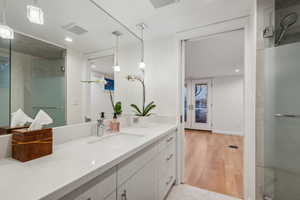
[184,130,244,199]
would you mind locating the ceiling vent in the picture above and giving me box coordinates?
[149,0,180,8]
[62,23,88,35]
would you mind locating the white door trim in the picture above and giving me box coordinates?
[176,16,256,200]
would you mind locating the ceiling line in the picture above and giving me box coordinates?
[89,0,142,42]
[176,15,249,34]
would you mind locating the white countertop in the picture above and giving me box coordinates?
[0,123,177,200]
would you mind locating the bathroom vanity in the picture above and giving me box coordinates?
[0,122,177,200]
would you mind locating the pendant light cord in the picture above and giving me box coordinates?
[2,0,7,24]
[141,27,144,63]
[114,34,119,66]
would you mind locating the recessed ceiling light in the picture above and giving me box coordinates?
[235,69,240,73]
[27,4,44,25]
[65,37,73,42]
[91,64,96,69]
[0,24,14,39]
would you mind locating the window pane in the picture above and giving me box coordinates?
[195,83,208,123]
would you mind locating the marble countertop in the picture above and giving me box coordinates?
[0,123,177,200]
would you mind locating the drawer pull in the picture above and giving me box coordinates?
[166,176,173,185]
[166,136,173,143]
[166,154,174,161]
[121,190,127,200]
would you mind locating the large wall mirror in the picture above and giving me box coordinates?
[0,0,140,131]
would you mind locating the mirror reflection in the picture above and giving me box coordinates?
[0,0,140,133]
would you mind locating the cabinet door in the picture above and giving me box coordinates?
[59,168,116,200]
[118,158,156,200]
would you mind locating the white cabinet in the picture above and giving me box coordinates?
[60,130,177,200]
[157,132,176,200]
[59,168,117,200]
[117,158,156,200]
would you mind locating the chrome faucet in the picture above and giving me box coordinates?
[96,112,106,137]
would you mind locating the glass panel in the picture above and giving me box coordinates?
[195,83,208,123]
[264,42,300,200]
[10,33,66,128]
[0,38,10,126]
[30,58,65,127]
[275,1,300,46]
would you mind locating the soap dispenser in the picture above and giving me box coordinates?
[110,113,120,133]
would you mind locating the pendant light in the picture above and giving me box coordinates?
[112,31,122,72]
[137,23,147,70]
[27,0,44,25]
[0,0,14,39]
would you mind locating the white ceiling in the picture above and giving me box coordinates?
[185,29,244,79]
[5,0,252,54]
[93,0,252,40]
[6,0,139,54]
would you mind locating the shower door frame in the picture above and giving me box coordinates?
[176,16,256,200]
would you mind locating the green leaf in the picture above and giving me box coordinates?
[143,102,156,116]
[130,104,142,115]
[114,101,122,115]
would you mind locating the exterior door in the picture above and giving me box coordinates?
[185,79,212,130]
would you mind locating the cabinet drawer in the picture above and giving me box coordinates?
[59,168,116,200]
[158,138,176,200]
[158,131,176,153]
[118,142,157,186]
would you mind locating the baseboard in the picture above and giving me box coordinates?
[212,129,243,136]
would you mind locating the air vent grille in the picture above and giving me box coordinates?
[62,23,88,35]
[149,0,179,8]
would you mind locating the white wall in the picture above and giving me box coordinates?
[90,71,114,120]
[114,36,179,117]
[66,49,87,124]
[186,30,244,79]
[212,75,244,135]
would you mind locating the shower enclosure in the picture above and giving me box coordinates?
[0,33,66,128]
[258,0,300,199]
[0,38,10,126]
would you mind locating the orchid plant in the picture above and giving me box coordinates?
[126,75,156,116]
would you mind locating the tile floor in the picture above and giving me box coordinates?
[166,184,242,200]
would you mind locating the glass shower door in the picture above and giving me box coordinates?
[30,58,66,127]
[0,39,10,126]
[264,42,300,200]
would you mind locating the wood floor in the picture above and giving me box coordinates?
[184,130,244,199]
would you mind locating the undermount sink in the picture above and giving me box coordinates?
[87,133,145,145]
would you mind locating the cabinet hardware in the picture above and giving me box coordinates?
[166,154,174,161]
[274,113,300,118]
[121,190,127,200]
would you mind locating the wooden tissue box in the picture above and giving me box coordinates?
[0,126,29,135]
[12,128,53,162]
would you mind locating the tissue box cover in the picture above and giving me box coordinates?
[0,126,29,135]
[12,128,53,162]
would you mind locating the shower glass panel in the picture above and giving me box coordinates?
[10,33,66,128]
[0,39,10,126]
[30,58,65,127]
[264,42,300,199]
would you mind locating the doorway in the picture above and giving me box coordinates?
[182,29,245,199]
